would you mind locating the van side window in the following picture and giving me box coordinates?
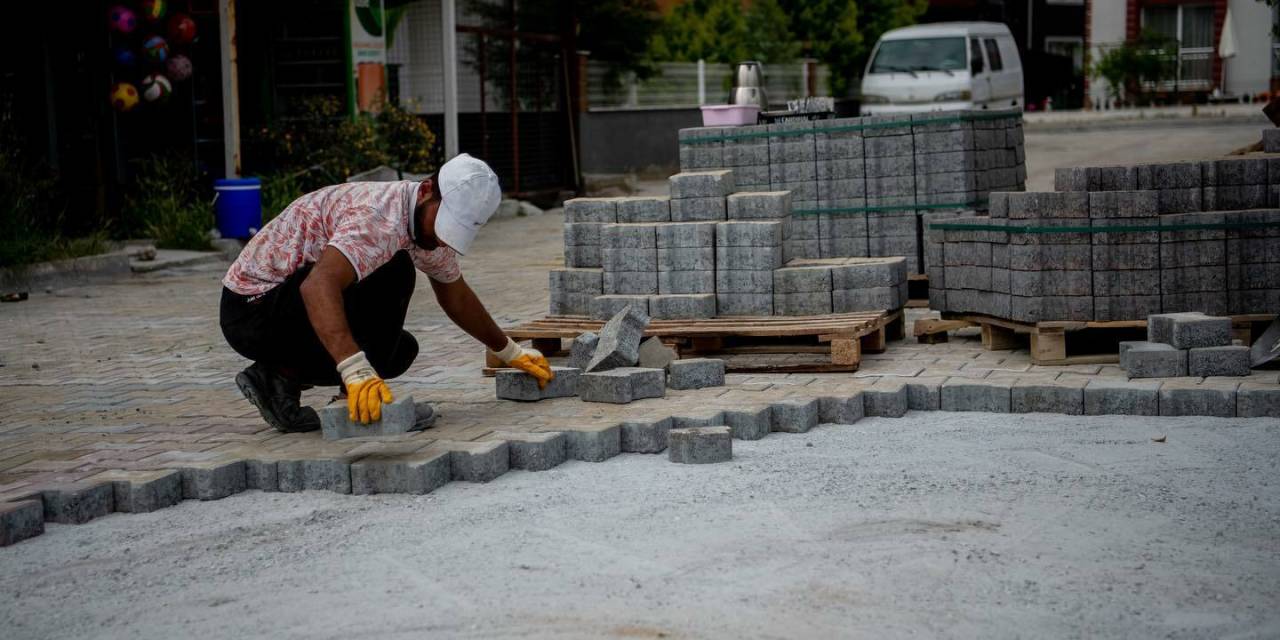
[984,38,1004,71]
[969,38,985,74]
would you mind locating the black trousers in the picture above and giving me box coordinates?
[220,251,419,387]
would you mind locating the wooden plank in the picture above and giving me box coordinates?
[830,338,861,366]
[886,312,906,341]
[1031,354,1120,366]
[1030,329,1067,363]
[531,337,562,355]
[907,273,929,281]
[982,324,1021,351]
[860,327,887,354]
[905,298,930,308]
[690,337,724,352]
[725,362,859,374]
[913,318,973,337]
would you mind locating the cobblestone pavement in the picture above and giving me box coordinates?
[1,211,1277,511]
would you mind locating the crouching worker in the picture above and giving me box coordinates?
[219,154,553,432]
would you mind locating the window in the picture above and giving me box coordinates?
[970,38,985,74]
[868,37,967,74]
[1141,4,1215,90]
[1044,36,1084,73]
[984,38,1004,71]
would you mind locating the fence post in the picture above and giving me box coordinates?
[698,59,706,105]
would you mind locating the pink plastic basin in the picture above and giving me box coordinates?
[700,104,760,127]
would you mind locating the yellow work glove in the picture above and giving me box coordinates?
[494,337,554,389]
[337,351,393,424]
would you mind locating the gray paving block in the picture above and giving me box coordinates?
[180,461,247,500]
[863,382,909,417]
[1083,379,1160,416]
[819,393,865,424]
[563,244,602,269]
[657,270,715,295]
[564,198,617,223]
[105,470,183,513]
[716,245,784,270]
[1265,128,1280,154]
[32,482,114,524]
[1146,312,1203,344]
[904,379,944,411]
[296,459,353,494]
[656,221,717,249]
[447,441,510,482]
[670,197,727,222]
[602,271,659,296]
[549,267,603,295]
[774,264,833,293]
[320,396,420,440]
[1012,380,1085,415]
[723,407,773,440]
[770,398,820,433]
[496,367,580,401]
[563,222,603,247]
[775,291,834,316]
[620,417,673,453]
[492,432,568,471]
[667,358,726,390]
[1007,191,1090,219]
[650,293,716,319]
[586,304,650,372]
[1159,384,1237,417]
[580,367,666,403]
[1088,190,1158,219]
[671,412,728,429]
[602,223,659,249]
[244,460,279,492]
[1123,342,1188,378]
[670,170,735,199]
[1188,346,1251,377]
[717,269,775,293]
[940,380,1012,413]
[615,197,671,223]
[829,257,908,289]
[637,337,679,370]
[564,426,622,462]
[568,332,599,370]
[716,292,773,316]
[668,426,733,464]
[591,294,651,320]
[716,221,785,247]
[603,247,659,272]
[1167,314,1232,349]
[350,449,452,494]
[0,500,44,546]
[727,191,792,219]
[658,247,715,272]
[833,287,901,312]
[1237,384,1280,418]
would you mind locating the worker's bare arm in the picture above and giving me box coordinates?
[430,276,508,352]
[299,246,361,364]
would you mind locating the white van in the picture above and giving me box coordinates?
[860,22,1023,114]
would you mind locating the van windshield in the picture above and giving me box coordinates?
[869,37,967,74]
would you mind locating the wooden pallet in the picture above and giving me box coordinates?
[920,312,1277,365]
[489,310,905,374]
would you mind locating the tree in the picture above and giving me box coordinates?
[649,0,800,64]
[1091,30,1178,106]
[777,0,927,96]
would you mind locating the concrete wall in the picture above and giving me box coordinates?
[580,108,703,174]
[1088,0,1128,106]
[1225,0,1273,97]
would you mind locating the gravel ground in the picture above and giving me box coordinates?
[3,412,1278,639]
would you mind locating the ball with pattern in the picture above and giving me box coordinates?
[167,13,196,45]
[139,0,167,22]
[110,82,140,112]
[143,35,169,63]
[141,73,172,103]
[165,55,193,82]
[108,5,138,33]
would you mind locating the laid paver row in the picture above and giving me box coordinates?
[4,376,1278,546]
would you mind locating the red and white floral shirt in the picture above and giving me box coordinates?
[223,180,461,297]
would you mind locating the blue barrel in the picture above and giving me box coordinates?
[214,177,263,239]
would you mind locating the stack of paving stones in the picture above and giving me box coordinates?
[716,220,785,315]
[677,109,1026,276]
[1121,312,1251,378]
[772,257,908,315]
[929,153,1280,322]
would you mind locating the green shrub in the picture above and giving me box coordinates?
[124,153,214,251]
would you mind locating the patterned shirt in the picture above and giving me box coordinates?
[223,180,461,297]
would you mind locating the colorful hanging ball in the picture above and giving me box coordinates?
[167,12,196,45]
[109,82,140,112]
[143,35,169,63]
[141,73,172,103]
[165,55,193,82]
[113,46,139,70]
[139,0,167,22]
[107,5,138,34]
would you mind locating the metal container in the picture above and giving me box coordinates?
[730,61,768,108]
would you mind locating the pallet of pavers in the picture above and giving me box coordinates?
[917,148,1280,363]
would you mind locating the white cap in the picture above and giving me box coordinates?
[434,153,502,255]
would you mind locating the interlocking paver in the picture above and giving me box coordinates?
[0,212,1275,540]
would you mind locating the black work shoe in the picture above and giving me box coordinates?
[235,363,321,433]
